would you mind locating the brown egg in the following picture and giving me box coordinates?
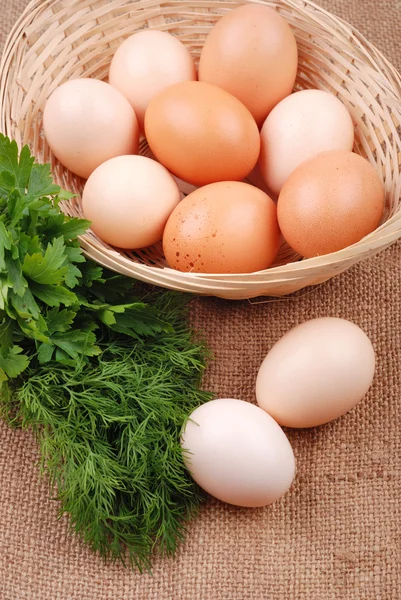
[198,4,298,127]
[277,150,385,257]
[144,81,260,186]
[163,181,279,274]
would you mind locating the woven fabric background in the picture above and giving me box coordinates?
[0,1,400,599]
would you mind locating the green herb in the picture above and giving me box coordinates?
[0,135,212,570]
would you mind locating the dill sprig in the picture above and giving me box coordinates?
[3,307,211,571]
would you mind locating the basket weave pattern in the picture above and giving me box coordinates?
[0,0,400,299]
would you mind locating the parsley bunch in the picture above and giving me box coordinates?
[0,135,212,570]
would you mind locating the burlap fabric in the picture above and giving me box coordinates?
[0,1,400,598]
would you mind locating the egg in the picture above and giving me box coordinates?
[259,89,355,196]
[181,399,295,508]
[82,155,180,249]
[163,181,279,273]
[43,78,139,179]
[198,4,298,127]
[256,318,376,428]
[144,81,260,186]
[277,150,385,257]
[109,30,196,130]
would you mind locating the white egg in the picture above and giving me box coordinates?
[43,78,139,179]
[82,155,180,249]
[259,89,354,195]
[181,398,295,508]
[256,317,375,428]
[109,30,196,130]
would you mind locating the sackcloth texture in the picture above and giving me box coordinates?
[0,1,400,599]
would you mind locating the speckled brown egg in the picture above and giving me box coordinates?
[163,181,279,273]
[277,150,385,257]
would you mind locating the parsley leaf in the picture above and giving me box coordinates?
[9,288,40,320]
[26,162,60,199]
[23,237,68,285]
[45,308,76,334]
[0,220,11,270]
[0,318,14,352]
[0,138,34,191]
[30,283,78,307]
[5,255,26,296]
[0,345,30,380]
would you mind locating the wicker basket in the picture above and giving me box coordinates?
[0,0,400,300]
